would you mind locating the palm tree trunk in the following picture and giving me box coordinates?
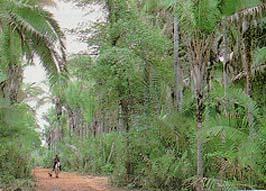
[118,79,132,182]
[223,28,230,103]
[4,64,23,103]
[55,97,64,140]
[196,90,204,191]
[173,16,183,111]
[67,107,74,136]
[74,108,82,137]
[118,103,125,131]
[241,32,254,136]
[191,62,205,191]
[190,39,211,191]
[219,26,230,190]
[120,99,132,182]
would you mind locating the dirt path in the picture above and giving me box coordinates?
[33,168,125,191]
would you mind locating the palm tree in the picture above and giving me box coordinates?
[0,0,66,103]
[177,1,222,190]
[140,0,184,111]
[223,1,266,134]
[139,1,266,190]
[161,0,183,111]
[178,1,266,190]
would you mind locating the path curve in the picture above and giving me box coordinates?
[33,168,124,191]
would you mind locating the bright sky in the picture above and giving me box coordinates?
[23,0,106,130]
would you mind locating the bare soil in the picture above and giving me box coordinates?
[33,168,125,191]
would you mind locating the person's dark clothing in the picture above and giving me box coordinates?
[52,156,60,171]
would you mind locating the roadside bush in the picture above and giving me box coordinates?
[42,132,125,175]
[40,111,266,190]
[0,102,40,190]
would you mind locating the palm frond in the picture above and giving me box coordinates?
[253,46,266,72]
[226,2,266,30]
[2,0,67,84]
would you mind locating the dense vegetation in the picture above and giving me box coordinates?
[0,0,65,189]
[1,0,266,191]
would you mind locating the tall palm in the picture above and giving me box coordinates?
[178,1,266,190]
[178,1,221,190]
[140,0,183,111]
[161,0,183,111]
[221,1,266,134]
[0,0,66,103]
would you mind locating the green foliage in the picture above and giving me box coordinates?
[254,47,266,71]
[0,101,41,189]
[0,0,66,86]
[93,47,144,100]
[0,7,67,186]
[220,0,262,16]
[64,82,95,122]
[41,133,125,175]
[178,0,222,36]
[40,0,266,191]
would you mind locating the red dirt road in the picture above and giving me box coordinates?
[33,168,124,191]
